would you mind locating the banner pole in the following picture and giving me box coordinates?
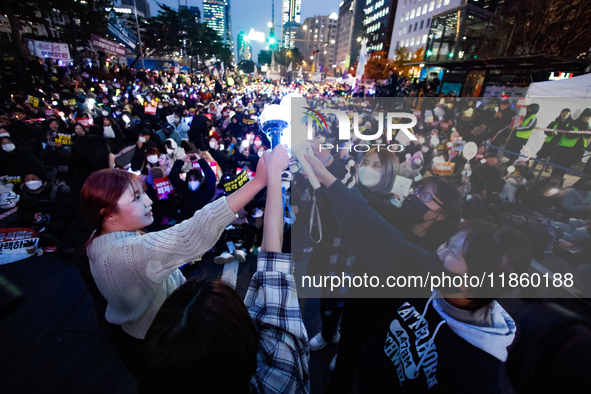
[132,0,145,69]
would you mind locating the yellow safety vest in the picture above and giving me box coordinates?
[515,114,536,140]
[544,122,560,143]
[557,124,588,148]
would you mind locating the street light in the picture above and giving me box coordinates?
[269,37,275,44]
[330,39,335,44]
[357,37,362,42]
[303,25,307,30]
[268,22,273,28]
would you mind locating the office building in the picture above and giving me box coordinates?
[295,14,338,72]
[363,0,397,53]
[120,0,150,18]
[335,0,366,70]
[204,0,227,41]
[281,0,302,48]
[388,0,462,59]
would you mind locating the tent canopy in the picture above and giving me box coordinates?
[527,73,591,98]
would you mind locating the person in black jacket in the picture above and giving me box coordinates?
[168,153,216,222]
[551,108,591,178]
[17,167,73,249]
[304,154,532,393]
[1,136,44,185]
[130,129,164,172]
[188,105,211,151]
[535,108,572,167]
[470,153,504,198]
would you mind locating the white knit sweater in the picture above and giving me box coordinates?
[87,197,237,339]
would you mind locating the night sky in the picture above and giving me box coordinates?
[149,0,342,61]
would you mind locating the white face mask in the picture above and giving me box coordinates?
[281,180,291,190]
[147,155,159,164]
[158,104,163,109]
[421,146,430,153]
[209,141,217,149]
[174,117,180,123]
[358,166,381,188]
[166,148,175,155]
[254,140,262,146]
[2,143,16,152]
[26,180,43,190]
[188,180,201,191]
[257,150,264,157]
[139,136,147,143]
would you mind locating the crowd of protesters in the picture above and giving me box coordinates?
[1,55,591,393]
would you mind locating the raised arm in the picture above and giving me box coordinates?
[245,145,310,393]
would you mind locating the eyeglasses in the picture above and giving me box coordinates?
[410,187,444,208]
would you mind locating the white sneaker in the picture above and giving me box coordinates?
[329,354,338,371]
[309,331,340,351]
[233,249,247,263]
[214,252,236,265]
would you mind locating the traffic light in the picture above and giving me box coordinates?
[311,50,319,55]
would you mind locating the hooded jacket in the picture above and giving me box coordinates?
[354,292,515,393]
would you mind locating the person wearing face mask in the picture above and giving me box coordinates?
[17,169,73,249]
[308,153,461,390]
[170,112,190,141]
[207,135,237,175]
[142,147,172,179]
[98,115,125,153]
[1,137,44,185]
[131,129,165,172]
[169,153,217,221]
[304,154,530,393]
[144,167,180,231]
[164,138,191,172]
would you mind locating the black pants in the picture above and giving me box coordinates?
[326,298,396,394]
[319,298,343,340]
[505,136,528,160]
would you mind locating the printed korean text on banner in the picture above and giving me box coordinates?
[433,162,456,176]
[90,34,126,57]
[222,170,249,193]
[1,176,21,185]
[27,96,39,108]
[25,40,72,62]
[192,161,218,174]
[54,133,73,145]
[145,106,157,115]
[237,168,256,180]
[0,228,40,265]
[77,118,93,127]
[153,177,175,200]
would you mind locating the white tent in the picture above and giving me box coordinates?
[527,73,591,98]
[523,73,591,159]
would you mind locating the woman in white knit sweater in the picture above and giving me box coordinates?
[80,155,271,341]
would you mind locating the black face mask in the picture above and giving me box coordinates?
[400,195,431,224]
